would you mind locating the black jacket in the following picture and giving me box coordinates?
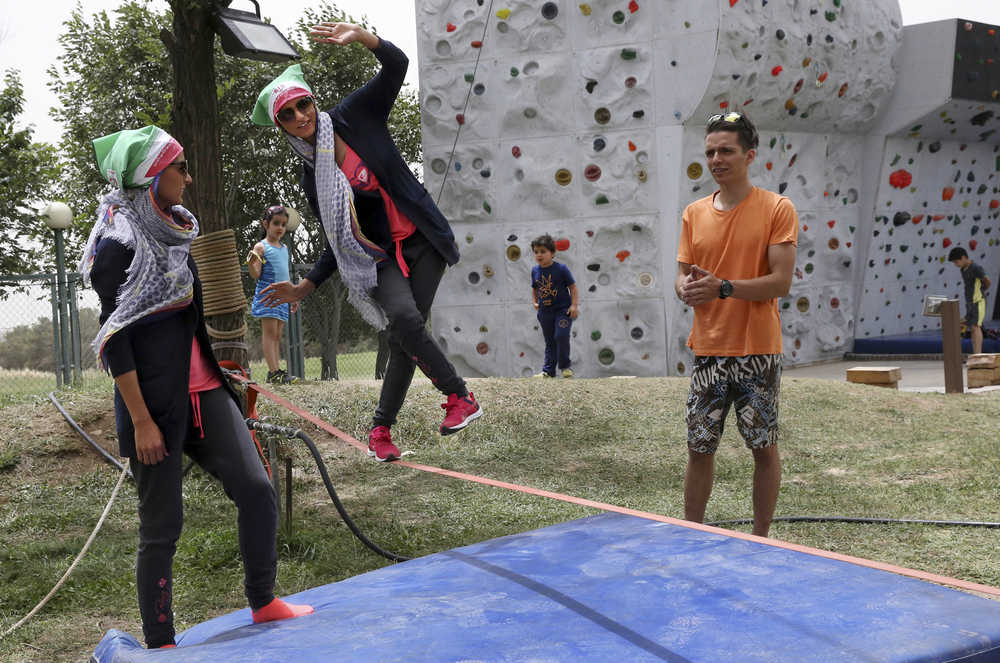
[302,39,460,288]
[90,238,238,458]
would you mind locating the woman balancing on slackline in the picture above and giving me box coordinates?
[252,22,483,462]
[80,126,312,649]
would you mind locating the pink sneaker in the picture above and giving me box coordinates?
[440,392,483,435]
[367,425,400,462]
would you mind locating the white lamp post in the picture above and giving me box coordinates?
[41,202,74,386]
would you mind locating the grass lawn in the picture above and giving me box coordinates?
[0,375,998,661]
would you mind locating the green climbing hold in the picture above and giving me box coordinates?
[824,10,836,21]
[510,67,519,77]
[464,73,474,83]
[598,348,615,365]
[483,201,492,213]
[591,330,602,341]
[620,48,637,60]
[612,10,625,24]
[769,137,777,149]
[595,194,610,205]
[890,154,900,166]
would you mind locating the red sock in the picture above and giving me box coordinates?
[252,597,314,624]
[155,644,176,649]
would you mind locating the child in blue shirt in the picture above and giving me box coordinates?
[249,205,299,384]
[531,234,579,377]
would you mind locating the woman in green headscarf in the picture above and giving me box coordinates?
[79,125,311,649]
[251,22,483,463]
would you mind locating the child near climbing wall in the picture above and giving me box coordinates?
[948,246,992,354]
[249,205,299,384]
[531,234,579,378]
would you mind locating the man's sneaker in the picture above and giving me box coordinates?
[440,392,483,435]
[367,425,400,462]
[562,368,574,378]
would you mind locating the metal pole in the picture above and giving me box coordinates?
[941,299,964,394]
[68,275,82,385]
[50,275,62,389]
[54,229,71,387]
[268,435,282,529]
[284,456,292,538]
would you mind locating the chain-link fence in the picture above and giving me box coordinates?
[240,263,386,382]
[0,261,384,400]
[0,273,108,402]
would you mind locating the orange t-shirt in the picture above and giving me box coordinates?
[677,187,798,356]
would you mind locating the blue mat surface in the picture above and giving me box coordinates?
[854,321,1000,354]
[92,513,1000,662]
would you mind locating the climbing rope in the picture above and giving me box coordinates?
[0,463,130,641]
[189,229,247,318]
[434,0,496,206]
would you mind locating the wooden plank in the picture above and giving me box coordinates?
[967,354,1000,369]
[846,367,902,384]
[967,367,1000,388]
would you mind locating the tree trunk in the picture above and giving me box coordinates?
[319,280,344,380]
[166,2,248,370]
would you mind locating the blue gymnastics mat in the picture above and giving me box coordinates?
[854,321,1000,355]
[92,512,1000,662]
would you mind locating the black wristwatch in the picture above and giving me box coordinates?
[719,279,734,299]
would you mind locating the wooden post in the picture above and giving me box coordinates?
[941,299,964,394]
[284,457,293,539]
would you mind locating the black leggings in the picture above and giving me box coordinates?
[372,234,466,428]
[129,387,277,647]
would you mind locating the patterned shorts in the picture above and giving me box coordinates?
[686,354,782,454]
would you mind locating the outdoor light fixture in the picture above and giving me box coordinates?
[284,205,302,233]
[213,0,300,63]
[41,202,73,230]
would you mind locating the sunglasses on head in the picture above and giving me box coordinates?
[707,111,745,124]
[276,97,315,123]
[168,160,189,176]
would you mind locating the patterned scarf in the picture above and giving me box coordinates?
[78,186,199,367]
[285,112,387,330]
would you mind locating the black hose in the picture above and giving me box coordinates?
[246,418,411,562]
[49,392,133,480]
[707,516,1000,528]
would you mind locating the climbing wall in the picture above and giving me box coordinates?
[858,19,1000,341]
[416,0,903,376]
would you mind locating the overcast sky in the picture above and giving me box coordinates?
[0,0,998,146]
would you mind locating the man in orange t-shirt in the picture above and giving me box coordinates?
[675,111,798,537]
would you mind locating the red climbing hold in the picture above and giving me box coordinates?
[729,0,739,6]
[771,65,783,76]
[827,220,835,228]
[628,141,637,151]
[456,113,465,125]
[512,146,521,158]
[942,238,952,248]
[970,239,978,250]
[628,0,639,13]
[765,162,773,170]
[471,40,483,48]
[912,215,923,224]
[616,250,631,262]
[446,23,456,32]
[719,101,729,109]
[818,72,828,83]
[990,199,999,209]
[555,238,571,251]
[942,187,955,201]
[888,169,912,189]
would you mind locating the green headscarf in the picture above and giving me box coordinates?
[92,125,183,190]
[252,64,314,126]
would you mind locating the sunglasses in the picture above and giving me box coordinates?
[168,160,189,176]
[707,112,745,124]
[276,97,315,123]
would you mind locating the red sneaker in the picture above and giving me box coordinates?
[440,392,483,435]
[367,425,400,462]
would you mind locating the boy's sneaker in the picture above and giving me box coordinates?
[440,392,483,435]
[562,368,574,378]
[367,425,400,462]
[533,372,553,378]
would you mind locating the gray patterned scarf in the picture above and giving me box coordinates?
[78,186,199,366]
[285,112,387,330]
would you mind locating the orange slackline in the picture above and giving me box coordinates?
[231,375,1000,599]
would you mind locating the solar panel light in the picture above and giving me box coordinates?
[213,0,300,63]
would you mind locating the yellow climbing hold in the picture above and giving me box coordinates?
[579,3,592,16]
[686,162,703,179]
[496,8,511,19]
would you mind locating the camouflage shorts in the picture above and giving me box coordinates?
[686,354,782,454]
